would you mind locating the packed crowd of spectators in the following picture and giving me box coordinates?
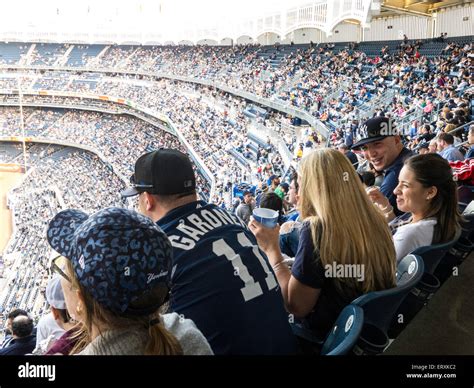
[0,37,471,210]
[0,72,290,205]
[0,144,125,329]
[0,107,181,175]
[44,40,470,128]
[1,38,470,158]
[0,38,471,203]
[0,37,472,354]
[0,39,471,125]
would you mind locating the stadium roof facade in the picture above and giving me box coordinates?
[0,0,470,44]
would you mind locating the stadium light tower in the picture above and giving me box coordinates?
[17,77,28,174]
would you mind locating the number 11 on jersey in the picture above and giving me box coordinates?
[213,232,278,302]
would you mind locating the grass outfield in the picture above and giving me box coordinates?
[0,170,24,255]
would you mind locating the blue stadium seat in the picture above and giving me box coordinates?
[461,209,474,232]
[352,254,424,348]
[321,304,364,356]
[293,255,424,354]
[435,213,474,283]
[411,229,461,275]
[396,254,425,286]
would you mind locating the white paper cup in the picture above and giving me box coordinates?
[253,208,279,228]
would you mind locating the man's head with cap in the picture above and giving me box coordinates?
[351,116,404,171]
[122,149,198,222]
[267,175,280,188]
[47,207,173,322]
[45,275,71,325]
[416,141,430,155]
[46,275,67,310]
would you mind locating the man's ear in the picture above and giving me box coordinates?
[143,192,156,212]
[50,307,60,321]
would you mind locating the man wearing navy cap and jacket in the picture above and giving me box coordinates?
[122,149,297,355]
[352,116,413,215]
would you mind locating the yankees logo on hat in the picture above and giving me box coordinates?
[351,116,399,150]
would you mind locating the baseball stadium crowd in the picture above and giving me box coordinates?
[0,145,124,336]
[0,35,472,355]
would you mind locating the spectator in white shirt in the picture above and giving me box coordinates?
[34,276,68,352]
[369,153,462,263]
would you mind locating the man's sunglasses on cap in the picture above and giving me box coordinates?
[129,174,154,192]
[121,174,155,198]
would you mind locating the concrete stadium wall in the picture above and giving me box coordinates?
[324,22,361,43]
[363,4,473,42]
[363,15,431,41]
[257,32,280,45]
[276,4,473,45]
[436,4,474,38]
[279,23,360,44]
[220,38,233,46]
[284,28,320,44]
[196,39,219,45]
[236,35,254,44]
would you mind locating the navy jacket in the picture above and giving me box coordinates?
[380,147,413,215]
[0,335,36,355]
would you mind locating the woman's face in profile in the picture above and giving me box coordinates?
[393,166,433,215]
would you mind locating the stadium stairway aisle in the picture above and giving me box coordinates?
[385,254,474,355]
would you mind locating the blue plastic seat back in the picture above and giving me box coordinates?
[460,213,474,243]
[352,254,424,334]
[411,229,461,274]
[321,304,364,356]
[396,254,424,285]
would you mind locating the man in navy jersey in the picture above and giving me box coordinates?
[122,149,297,355]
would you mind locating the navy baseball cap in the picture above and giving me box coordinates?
[47,207,173,315]
[267,175,279,186]
[351,116,400,150]
[121,149,196,198]
[416,141,430,151]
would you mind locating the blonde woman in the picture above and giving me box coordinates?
[47,207,213,355]
[249,148,396,338]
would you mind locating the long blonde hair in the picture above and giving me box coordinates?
[298,148,396,293]
[66,260,182,355]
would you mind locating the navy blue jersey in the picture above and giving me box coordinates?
[157,200,297,355]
